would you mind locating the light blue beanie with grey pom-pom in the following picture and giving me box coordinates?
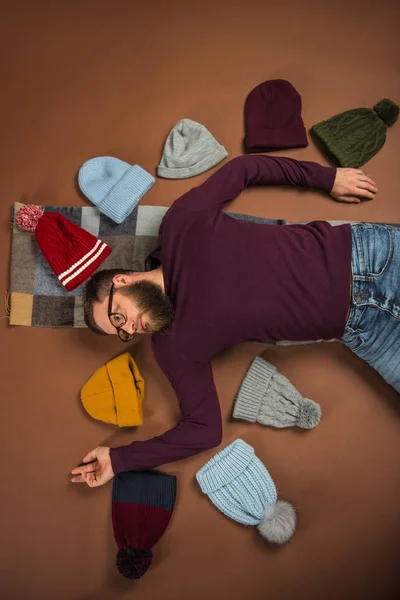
[196,439,296,544]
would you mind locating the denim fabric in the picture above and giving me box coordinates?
[343,224,400,392]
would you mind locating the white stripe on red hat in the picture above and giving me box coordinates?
[58,239,102,281]
[59,242,108,286]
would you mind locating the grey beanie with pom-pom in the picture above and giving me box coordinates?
[196,439,296,544]
[233,356,321,429]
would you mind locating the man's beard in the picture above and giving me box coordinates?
[119,280,174,334]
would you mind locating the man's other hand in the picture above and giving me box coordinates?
[331,168,377,203]
[71,446,114,488]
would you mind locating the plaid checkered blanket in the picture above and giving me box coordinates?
[9,203,288,328]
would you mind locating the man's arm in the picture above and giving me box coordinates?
[71,352,222,485]
[109,350,222,472]
[169,155,336,212]
[169,155,377,212]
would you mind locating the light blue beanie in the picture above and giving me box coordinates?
[196,439,296,544]
[78,157,155,224]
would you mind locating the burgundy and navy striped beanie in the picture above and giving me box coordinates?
[112,470,177,579]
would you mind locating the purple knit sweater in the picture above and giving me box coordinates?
[110,155,352,473]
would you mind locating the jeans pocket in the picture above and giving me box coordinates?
[364,226,394,278]
[343,326,365,352]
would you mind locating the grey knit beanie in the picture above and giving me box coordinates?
[233,357,321,429]
[157,119,228,179]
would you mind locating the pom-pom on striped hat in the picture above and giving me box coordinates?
[16,204,111,291]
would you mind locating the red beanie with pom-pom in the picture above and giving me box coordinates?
[16,204,112,291]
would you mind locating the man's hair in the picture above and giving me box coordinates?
[83,269,134,334]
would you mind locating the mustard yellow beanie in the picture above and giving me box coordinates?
[81,353,144,427]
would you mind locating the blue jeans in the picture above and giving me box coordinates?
[342,223,400,392]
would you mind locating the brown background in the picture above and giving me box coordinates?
[1,1,400,599]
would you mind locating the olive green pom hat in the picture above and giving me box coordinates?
[311,98,399,168]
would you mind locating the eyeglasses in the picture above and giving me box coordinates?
[108,283,135,342]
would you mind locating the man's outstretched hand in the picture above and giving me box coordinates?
[71,446,114,488]
[331,168,377,203]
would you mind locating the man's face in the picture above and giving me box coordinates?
[92,275,173,337]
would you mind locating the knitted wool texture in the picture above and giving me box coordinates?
[81,353,145,427]
[112,471,177,579]
[311,99,399,168]
[244,79,308,152]
[233,356,321,429]
[79,157,155,224]
[196,439,296,544]
[15,204,111,291]
[157,119,228,179]
[196,439,277,525]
